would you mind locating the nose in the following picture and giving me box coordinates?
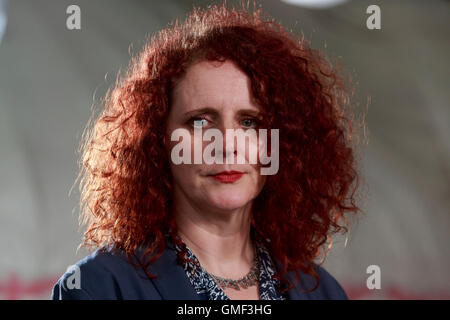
[219,118,238,163]
[224,132,237,162]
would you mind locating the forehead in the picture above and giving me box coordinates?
[171,60,260,112]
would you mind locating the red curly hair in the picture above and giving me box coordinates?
[76,2,365,293]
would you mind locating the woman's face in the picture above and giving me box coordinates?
[165,59,267,213]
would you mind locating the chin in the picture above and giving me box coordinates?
[206,189,254,212]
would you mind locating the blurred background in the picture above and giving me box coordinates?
[0,0,449,299]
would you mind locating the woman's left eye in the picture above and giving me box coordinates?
[241,118,258,128]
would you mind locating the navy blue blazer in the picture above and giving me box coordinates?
[51,241,348,300]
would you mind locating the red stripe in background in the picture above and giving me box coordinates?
[0,273,58,300]
[1,273,450,300]
[344,284,450,300]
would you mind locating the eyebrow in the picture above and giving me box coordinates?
[183,107,262,118]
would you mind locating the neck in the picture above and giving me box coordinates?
[172,188,256,278]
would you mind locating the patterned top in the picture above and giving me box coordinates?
[170,235,288,300]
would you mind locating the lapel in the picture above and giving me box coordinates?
[145,243,204,300]
[273,258,316,300]
[283,269,312,300]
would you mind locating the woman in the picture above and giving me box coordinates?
[52,3,363,300]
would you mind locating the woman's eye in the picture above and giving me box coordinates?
[241,118,258,129]
[191,117,209,128]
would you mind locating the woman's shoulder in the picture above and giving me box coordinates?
[50,247,161,300]
[259,237,348,300]
[289,264,349,300]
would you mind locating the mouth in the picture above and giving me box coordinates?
[208,171,245,183]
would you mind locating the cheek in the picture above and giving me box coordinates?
[170,163,196,185]
[231,131,262,165]
[166,131,202,188]
[252,170,267,191]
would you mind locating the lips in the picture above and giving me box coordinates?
[210,171,245,183]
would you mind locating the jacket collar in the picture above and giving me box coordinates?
[140,241,203,300]
[141,237,310,300]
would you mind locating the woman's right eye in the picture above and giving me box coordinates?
[190,117,209,128]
